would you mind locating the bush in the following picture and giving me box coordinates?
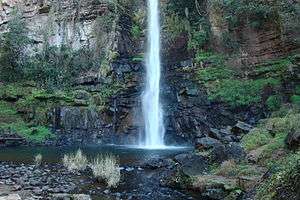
[62,149,88,172]
[90,154,121,188]
[207,78,280,107]
[266,95,282,111]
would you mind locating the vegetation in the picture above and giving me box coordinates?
[34,154,43,166]
[90,154,121,188]
[62,149,89,172]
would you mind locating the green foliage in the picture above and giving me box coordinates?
[291,95,300,105]
[211,0,279,29]
[207,78,280,107]
[253,57,293,78]
[188,29,210,50]
[0,10,31,82]
[266,95,282,111]
[194,52,226,67]
[131,24,142,40]
[26,46,98,90]
[295,85,300,95]
[164,13,188,40]
[242,128,273,152]
[255,152,300,200]
[213,160,263,177]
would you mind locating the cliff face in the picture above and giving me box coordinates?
[0,0,298,146]
[0,0,112,51]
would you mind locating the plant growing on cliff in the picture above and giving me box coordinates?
[90,154,121,188]
[0,9,31,82]
[62,149,88,172]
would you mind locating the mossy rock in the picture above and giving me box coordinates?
[0,84,30,101]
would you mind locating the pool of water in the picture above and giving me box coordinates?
[0,145,193,165]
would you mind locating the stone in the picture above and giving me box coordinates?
[210,143,245,163]
[190,175,238,192]
[72,194,91,200]
[142,158,174,169]
[174,153,208,176]
[231,121,253,135]
[0,194,22,200]
[195,137,221,150]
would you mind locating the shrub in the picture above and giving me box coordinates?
[0,10,31,82]
[131,24,142,40]
[207,78,281,107]
[34,154,42,166]
[90,154,121,188]
[62,149,88,172]
[266,95,282,111]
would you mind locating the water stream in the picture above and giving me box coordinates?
[142,0,165,148]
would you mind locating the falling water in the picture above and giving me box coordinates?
[141,0,165,148]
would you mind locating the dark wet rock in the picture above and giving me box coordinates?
[231,121,253,135]
[210,143,245,163]
[195,137,222,150]
[174,153,208,176]
[285,130,300,150]
[141,158,175,169]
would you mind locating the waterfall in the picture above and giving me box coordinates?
[141,0,165,148]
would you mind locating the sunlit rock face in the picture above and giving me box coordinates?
[0,0,113,51]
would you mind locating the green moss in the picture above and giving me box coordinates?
[197,67,235,82]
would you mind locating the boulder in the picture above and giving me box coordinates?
[0,194,21,200]
[231,121,253,135]
[174,153,208,176]
[210,143,245,163]
[195,136,221,150]
[142,158,174,169]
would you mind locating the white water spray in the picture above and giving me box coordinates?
[141,0,165,148]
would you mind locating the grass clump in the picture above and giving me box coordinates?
[90,154,121,188]
[62,149,88,172]
[34,154,42,166]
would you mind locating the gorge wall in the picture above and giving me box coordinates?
[0,0,299,146]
